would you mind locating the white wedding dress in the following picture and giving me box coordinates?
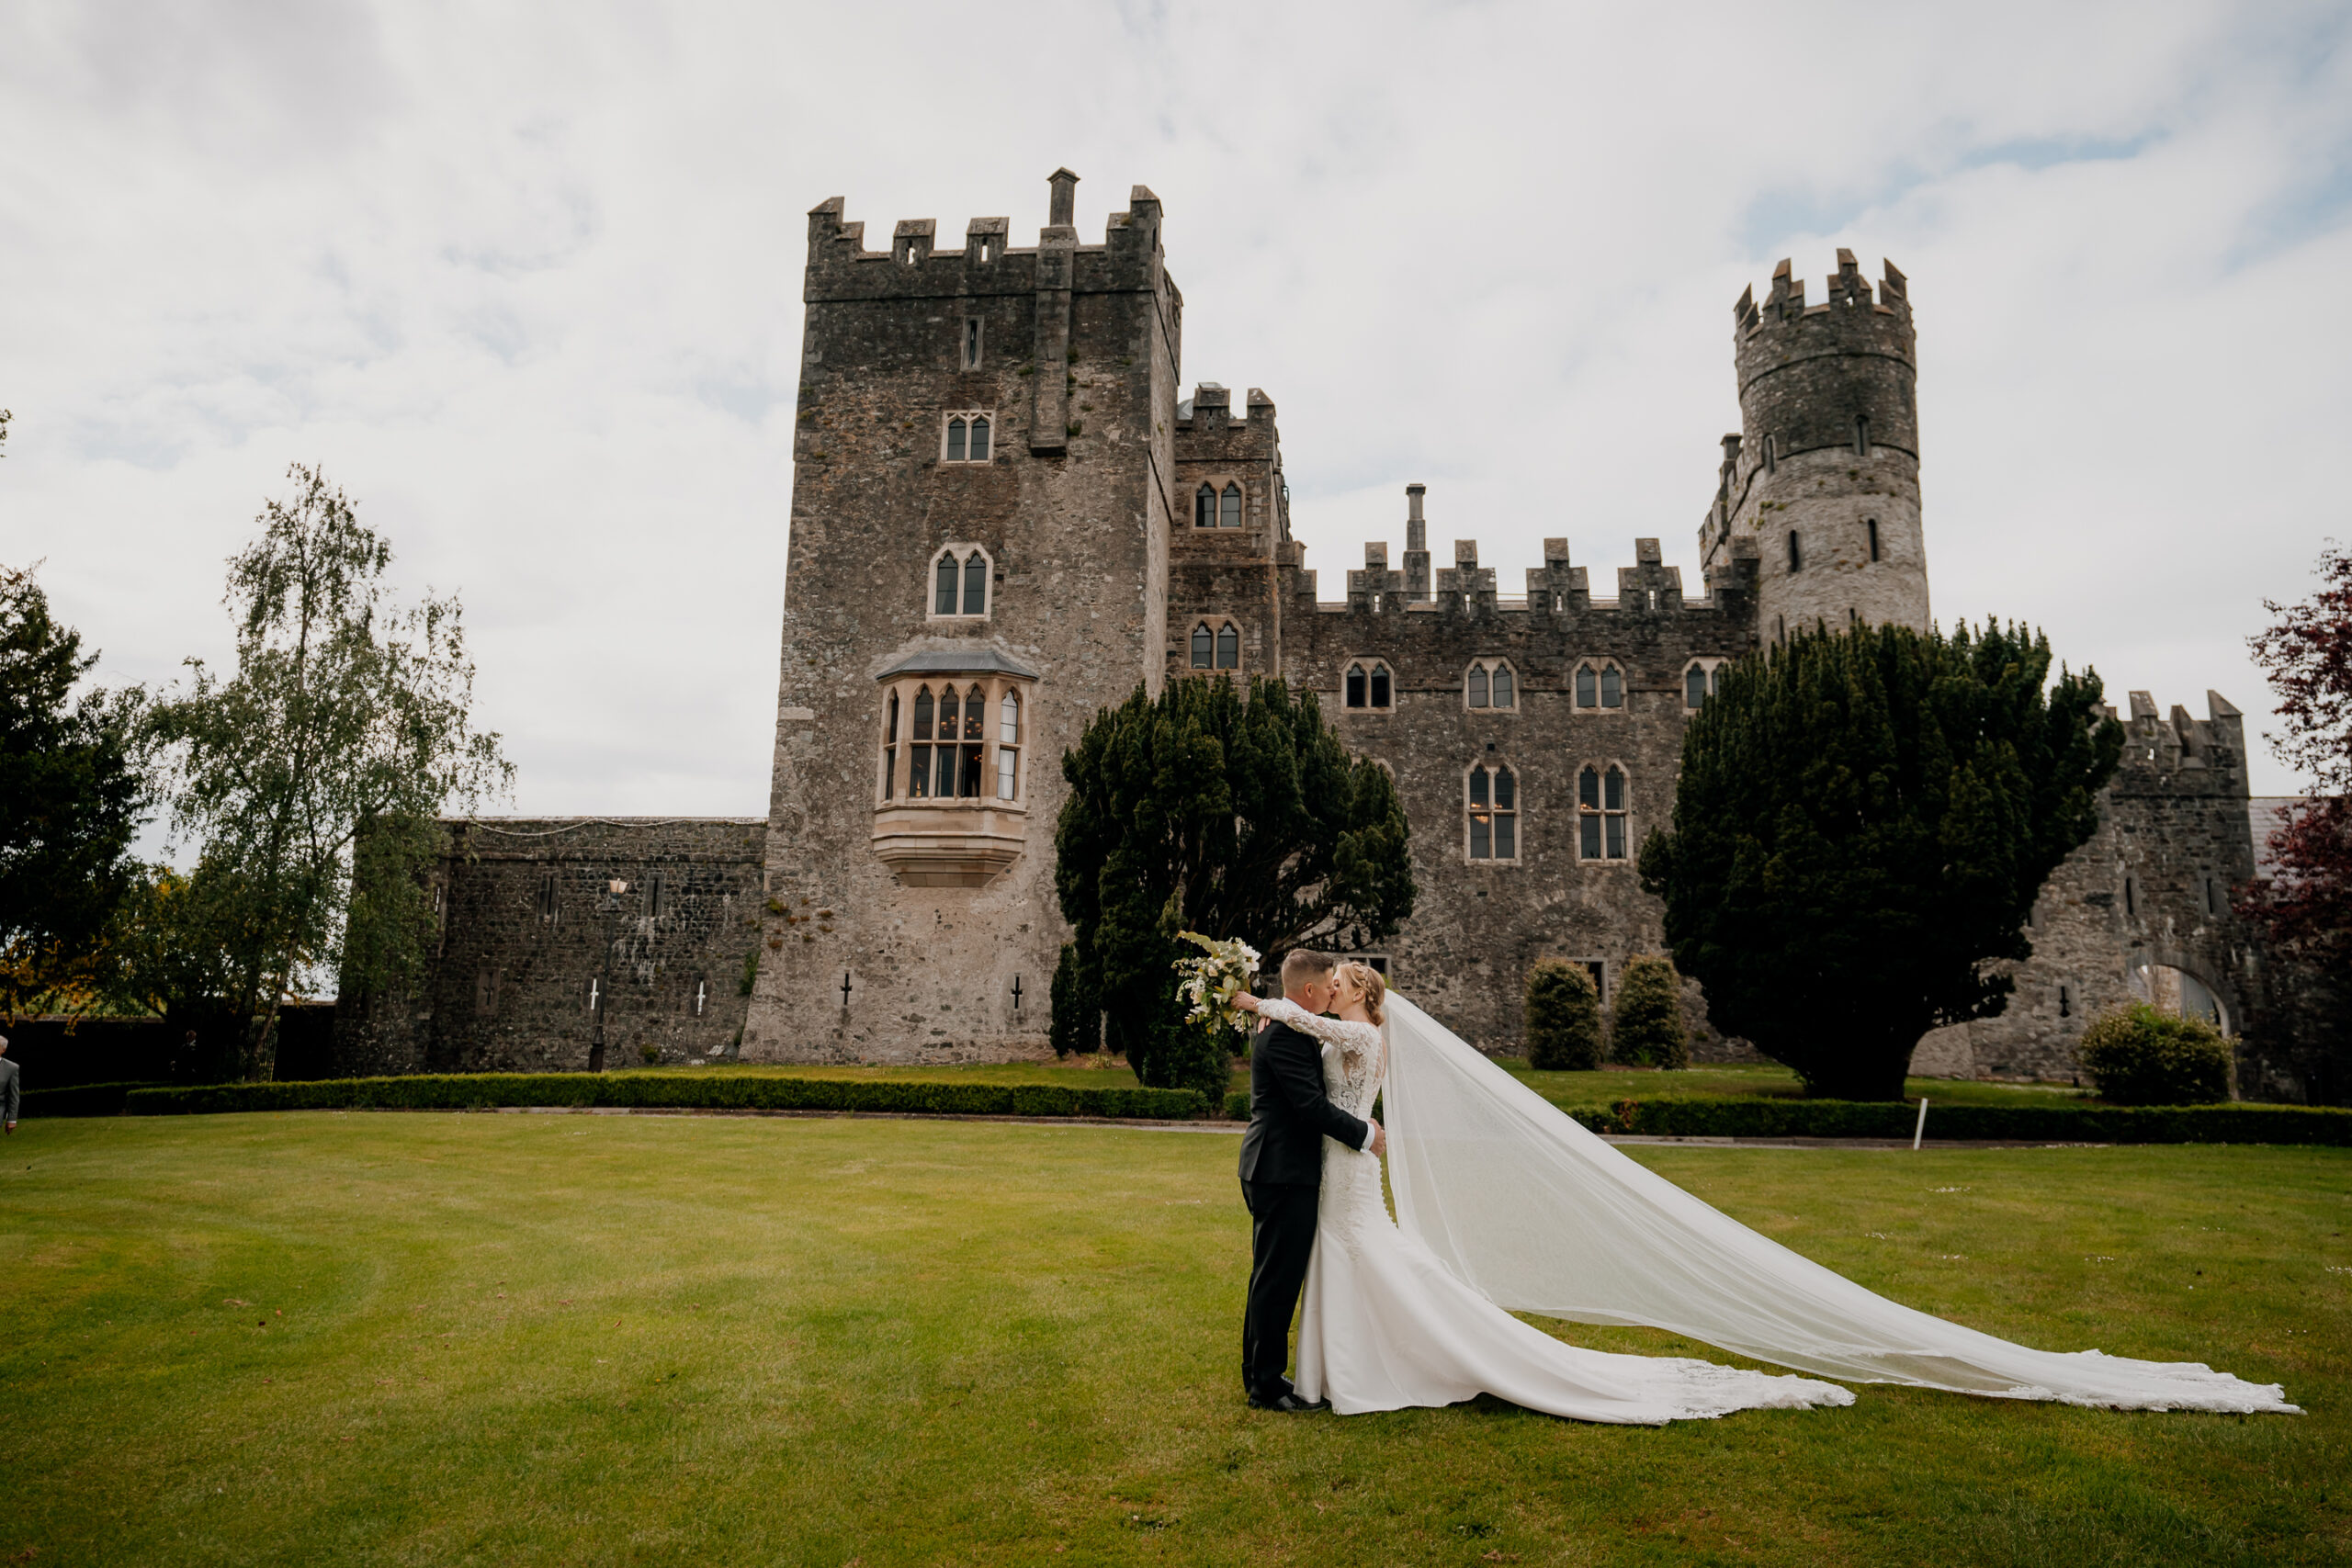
[1276,992,2298,1418]
[1263,997,1850,1422]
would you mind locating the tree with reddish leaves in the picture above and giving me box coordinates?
[2234,545,2352,971]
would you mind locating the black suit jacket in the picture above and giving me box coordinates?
[1237,1011,1371,1187]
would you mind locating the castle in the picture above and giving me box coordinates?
[336,170,2313,1098]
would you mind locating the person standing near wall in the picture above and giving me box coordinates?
[0,1033,17,1133]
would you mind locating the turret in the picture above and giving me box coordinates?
[1702,251,1929,641]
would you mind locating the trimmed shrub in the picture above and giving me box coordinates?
[1611,956,1690,1068]
[122,1074,1210,1122]
[1525,961,1604,1070]
[1569,1097,2348,1145]
[1225,1090,1250,1121]
[2077,1003,2235,1105]
[19,1081,168,1118]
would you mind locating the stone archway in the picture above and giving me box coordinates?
[2127,955,2230,1033]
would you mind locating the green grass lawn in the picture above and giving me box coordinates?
[7,1114,2345,1566]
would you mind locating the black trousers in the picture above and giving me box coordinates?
[1240,1179,1320,1397]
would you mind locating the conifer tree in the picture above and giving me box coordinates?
[1055,675,1413,1099]
[1639,621,2120,1100]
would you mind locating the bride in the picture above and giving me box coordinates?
[1237,958,2297,1422]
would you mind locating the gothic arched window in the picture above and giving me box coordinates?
[1683,659,1725,710]
[1216,622,1239,670]
[1221,482,1243,528]
[1467,763,1517,861]
[1465,659,1516,710]
[1195,483,1216,528]
[909,686,937,798]
[943,412,991,464]
[1343,660,1393,710]
[1577,763,1629,860]
[1575,660,1623,710]
[997,691,1021,801]
[930,546,991,619]
[1192,622,1215,668]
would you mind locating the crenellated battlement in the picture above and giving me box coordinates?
[1736,251,1909,334]
[800,175,1166,303]
[2103,691,2248,784]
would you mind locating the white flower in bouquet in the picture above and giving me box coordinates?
[1174,931,1262,1036]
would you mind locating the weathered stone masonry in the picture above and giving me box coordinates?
[333,818,765,1074]
[364,172,2321,1097]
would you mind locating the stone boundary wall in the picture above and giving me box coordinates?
[334,818,768,1077]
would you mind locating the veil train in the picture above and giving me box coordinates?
[1379,992,2298,1413]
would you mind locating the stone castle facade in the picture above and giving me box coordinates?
[343,169,2314,1096]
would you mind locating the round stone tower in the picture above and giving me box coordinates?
[1721,250,1928,641]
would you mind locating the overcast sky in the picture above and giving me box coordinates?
[4,0,2346,830]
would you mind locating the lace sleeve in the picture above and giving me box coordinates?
[1258,997,1370,1059]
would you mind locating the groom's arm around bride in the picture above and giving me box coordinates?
[1234,951,1381,1411]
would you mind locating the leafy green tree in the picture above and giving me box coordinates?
[148,466,511,1078]
[1611,955,1690,1068]
[1523,960,1603,1070]
[0,563,148,1016]
[1639,621,2121,1100]
[1055,675,1413,1096]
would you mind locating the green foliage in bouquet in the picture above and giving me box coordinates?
[2078,1002,2235,1106]
[1524,960,1604,1071]
[1610,955,1690,1069]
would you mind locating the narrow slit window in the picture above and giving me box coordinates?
[934,555,959,615]
[1220,482,1242,528]
[1193,623,1215,668]
[1788,530,1802,572]
[963,319,981,369]
[1855,414,1870,456]
[1867,517,1881,561]
[962,554,988,615]
[1216,622,1239,670]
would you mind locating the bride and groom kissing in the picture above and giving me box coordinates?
[1229,950,2297,1424]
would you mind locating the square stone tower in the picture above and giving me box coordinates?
[741,172,1181,1061]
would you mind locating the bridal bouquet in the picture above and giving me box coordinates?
[1174,931,1261,1037]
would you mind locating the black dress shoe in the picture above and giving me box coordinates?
[1247,1391,1317,1413]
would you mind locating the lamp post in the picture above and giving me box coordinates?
[590,876,628,1072]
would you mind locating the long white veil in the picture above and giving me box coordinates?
[1380,993,2297,1412]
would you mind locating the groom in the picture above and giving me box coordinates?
[1237,949,1385,1411]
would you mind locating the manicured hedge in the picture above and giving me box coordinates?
[1568,1096,2352,1145]
[119,1075,1211,1121]
[19,1081,170,1119]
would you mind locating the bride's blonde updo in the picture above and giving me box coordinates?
[1335,960,1386,1026]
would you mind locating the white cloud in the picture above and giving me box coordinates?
[2,0,2346,825]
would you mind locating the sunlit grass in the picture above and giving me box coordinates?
[7,1114,2343,1565]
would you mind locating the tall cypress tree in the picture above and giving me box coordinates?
[1055,675,1413,1094]
[1639,621,2121,1100]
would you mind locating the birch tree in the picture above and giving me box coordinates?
[150,466,511,1077]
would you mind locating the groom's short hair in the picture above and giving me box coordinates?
[1279,950,1337,990]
